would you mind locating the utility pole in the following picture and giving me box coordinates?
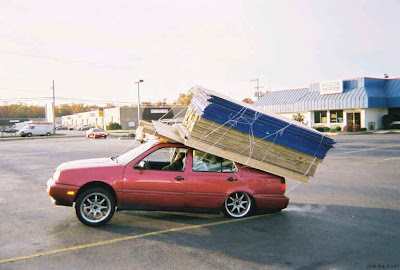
[135,79,144,127]
[251,79,264,100]
[52,80,56,134]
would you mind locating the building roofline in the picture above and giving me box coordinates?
[307,76,400,86]
[269,87,309,93]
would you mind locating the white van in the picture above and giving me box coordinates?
[18,122,53,137]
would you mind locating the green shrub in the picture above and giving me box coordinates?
[314,126,325,132]
[107,122,122,130]
[330,126,342,132]
[292,112,305,124]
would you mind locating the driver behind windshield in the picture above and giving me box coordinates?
[162,152,186,171]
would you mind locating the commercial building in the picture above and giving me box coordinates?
[104,106,187,129]
[61,109,104,129]
[61,106,187,130]
[254,77,400,130]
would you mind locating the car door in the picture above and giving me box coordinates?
[185,149,241,209]
[121,145,188,208]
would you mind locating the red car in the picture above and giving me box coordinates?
[47,140,289,227]
[86,128,107,139]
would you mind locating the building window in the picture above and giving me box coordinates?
[330,110,343,123]
[314,111,327,123]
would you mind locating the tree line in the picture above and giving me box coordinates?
[0,90,252,118]
[0,104,105,118]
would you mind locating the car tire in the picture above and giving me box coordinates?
[75,187,116,227]
[45,132,51,136]
[222,192,253,218]
[27,133,32,137]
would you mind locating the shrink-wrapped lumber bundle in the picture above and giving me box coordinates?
[141,86,335,182]
[178,86,335,182]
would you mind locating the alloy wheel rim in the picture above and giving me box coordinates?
[80,193,111,223]
[225,192,251,217]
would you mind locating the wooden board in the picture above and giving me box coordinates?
[138,120,178,143]
[152,121,184,144]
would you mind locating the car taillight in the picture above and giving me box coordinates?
[280,178,286,192]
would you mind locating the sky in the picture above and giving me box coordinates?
[1,0,400,106]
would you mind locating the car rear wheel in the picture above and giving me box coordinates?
[27,133,32,137]
[223,192,253,218]
[75,188,116,227]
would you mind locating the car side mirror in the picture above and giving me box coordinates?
[134,161,145,170]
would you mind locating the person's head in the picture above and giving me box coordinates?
[174,152,185,162]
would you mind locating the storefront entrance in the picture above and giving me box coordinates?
[346,112,361,126]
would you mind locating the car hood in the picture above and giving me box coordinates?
[55,158,125,186]
[57,158,120,171]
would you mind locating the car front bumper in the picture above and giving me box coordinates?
[47,178,79,207]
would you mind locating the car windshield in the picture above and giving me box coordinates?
[93,129,103,132]
[115,140,158,165]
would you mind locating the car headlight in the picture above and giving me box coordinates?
[52,169,61,181]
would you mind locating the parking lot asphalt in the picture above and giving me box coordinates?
[0,134,399,270]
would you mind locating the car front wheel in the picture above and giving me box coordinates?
[75,188,116,227]
[223,192,253,218]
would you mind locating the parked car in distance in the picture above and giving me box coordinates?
[47,140,289,227]
[86,128,107,139]
[1,128,18,133]
[79,125,95,131]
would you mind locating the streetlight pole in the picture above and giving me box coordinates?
[52,80,56,135]
[135,80,144,127]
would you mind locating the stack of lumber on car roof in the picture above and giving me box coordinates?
[144,86,335,183]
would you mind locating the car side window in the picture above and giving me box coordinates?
[192,150,237,173]
[135,147,187,171]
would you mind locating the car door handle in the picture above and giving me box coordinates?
[175,176,186,181]
[227,177,238,182]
